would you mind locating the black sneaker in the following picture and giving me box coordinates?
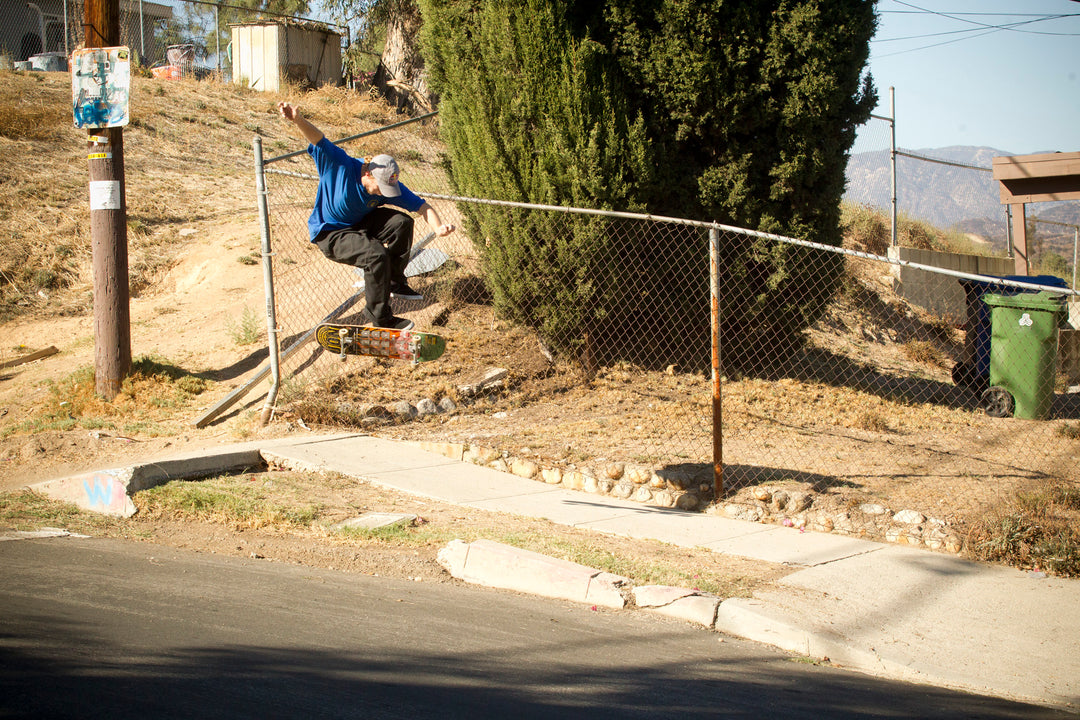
[376,316,414,331]
[390,282,423,301]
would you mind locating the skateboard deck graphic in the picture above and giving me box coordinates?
[316,323,446,363]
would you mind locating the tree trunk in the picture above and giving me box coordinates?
[374,1,433,113]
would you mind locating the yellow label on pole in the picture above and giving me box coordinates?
[88,152,112,160]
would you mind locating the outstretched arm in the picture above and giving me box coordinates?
[417,202,455,237]
[277,102,324,146]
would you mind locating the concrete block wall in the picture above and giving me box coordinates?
[886,247,1016,325]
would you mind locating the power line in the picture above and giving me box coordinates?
[877,1,1080,38]
[872,1,1080,56]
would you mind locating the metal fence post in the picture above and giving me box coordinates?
[215,3,220,78]
[710,226,724,496]
[889,86,897,249]
[253,136,281,426]
[1073,227,1078,290]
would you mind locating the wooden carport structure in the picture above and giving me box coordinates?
[992,151,1080,275]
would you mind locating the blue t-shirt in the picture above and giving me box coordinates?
[306,137,425,242]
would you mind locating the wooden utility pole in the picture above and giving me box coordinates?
[84,0,131,399]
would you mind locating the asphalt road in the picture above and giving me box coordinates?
[0,537,1070,719]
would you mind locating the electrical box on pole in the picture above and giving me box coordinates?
[77,0,131,400]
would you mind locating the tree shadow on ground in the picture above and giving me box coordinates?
[655,462,855,495]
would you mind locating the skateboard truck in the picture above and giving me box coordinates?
[408,335,422,366]
[338,327,349,361]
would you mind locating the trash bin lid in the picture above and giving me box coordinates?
[982,290,1066,311]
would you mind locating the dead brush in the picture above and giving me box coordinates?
[964,481,1080,577]
[854,410,890,433]
[901,339,946,367]
[0,71,72,141]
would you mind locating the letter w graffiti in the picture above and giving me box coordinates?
[83,476,114,509]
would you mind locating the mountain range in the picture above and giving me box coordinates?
[844,146,1079,259]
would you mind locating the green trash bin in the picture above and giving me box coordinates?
[980,291,1067,419]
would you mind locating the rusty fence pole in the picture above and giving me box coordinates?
[709,226,724,496]
[84,0,131,399]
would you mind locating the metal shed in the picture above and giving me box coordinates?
[230,22,341,92]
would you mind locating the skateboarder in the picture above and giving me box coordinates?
[278,101,455,330]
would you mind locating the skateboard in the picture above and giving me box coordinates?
[316,323,446,364]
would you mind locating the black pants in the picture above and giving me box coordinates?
[313,208,413,326]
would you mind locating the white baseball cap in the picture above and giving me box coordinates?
[367,154,401,197]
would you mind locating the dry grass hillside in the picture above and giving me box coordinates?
[0,69,406,324]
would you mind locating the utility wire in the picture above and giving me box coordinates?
[872,1,1080,56]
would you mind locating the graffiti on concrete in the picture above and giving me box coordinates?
[81,472,130,514]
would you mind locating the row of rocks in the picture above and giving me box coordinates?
[425,441,964,554]
[352,362,962,553]
[336,396,458,427]
[714,487,964,553]
[461,444,711,512]
[334,367,510,428]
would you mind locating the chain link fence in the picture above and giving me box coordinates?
[248,114,1080,546]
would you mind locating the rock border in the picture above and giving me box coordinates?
[414,438,964,555]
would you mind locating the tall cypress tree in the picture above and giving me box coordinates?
[420,0,877,373]
[420,0,651,361]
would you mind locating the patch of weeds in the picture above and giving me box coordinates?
[965,481,1080,577]
[497,532,729,595]
[121,421,168,435]
[227,306,263,346]
[136,475,322,530]
[854,410,890,433]
[334,520,451,546]
[10,356,209,434]
[840,202,890,255]
[1057,423,1080,441]
[237,252,259,265]
[901,340,945,367]
[0,490,118,535]
[788,656,828,666]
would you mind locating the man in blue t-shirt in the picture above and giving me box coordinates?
[278,101,456,330]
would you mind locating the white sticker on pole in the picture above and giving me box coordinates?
[89,180,122,210]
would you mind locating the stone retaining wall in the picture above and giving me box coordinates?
[416,440,964,555]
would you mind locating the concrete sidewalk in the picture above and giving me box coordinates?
[31,433,1080,710]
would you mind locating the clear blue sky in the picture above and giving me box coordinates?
[853,0,1080,156]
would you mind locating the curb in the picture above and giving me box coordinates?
[438,539,722,628]
[438,539,629,609]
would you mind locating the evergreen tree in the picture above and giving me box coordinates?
[421,0,651,362]
[420,0,877,372]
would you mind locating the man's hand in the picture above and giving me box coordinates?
[277,101,298,122]
[435,223,456,237]
[277,102,324,145]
